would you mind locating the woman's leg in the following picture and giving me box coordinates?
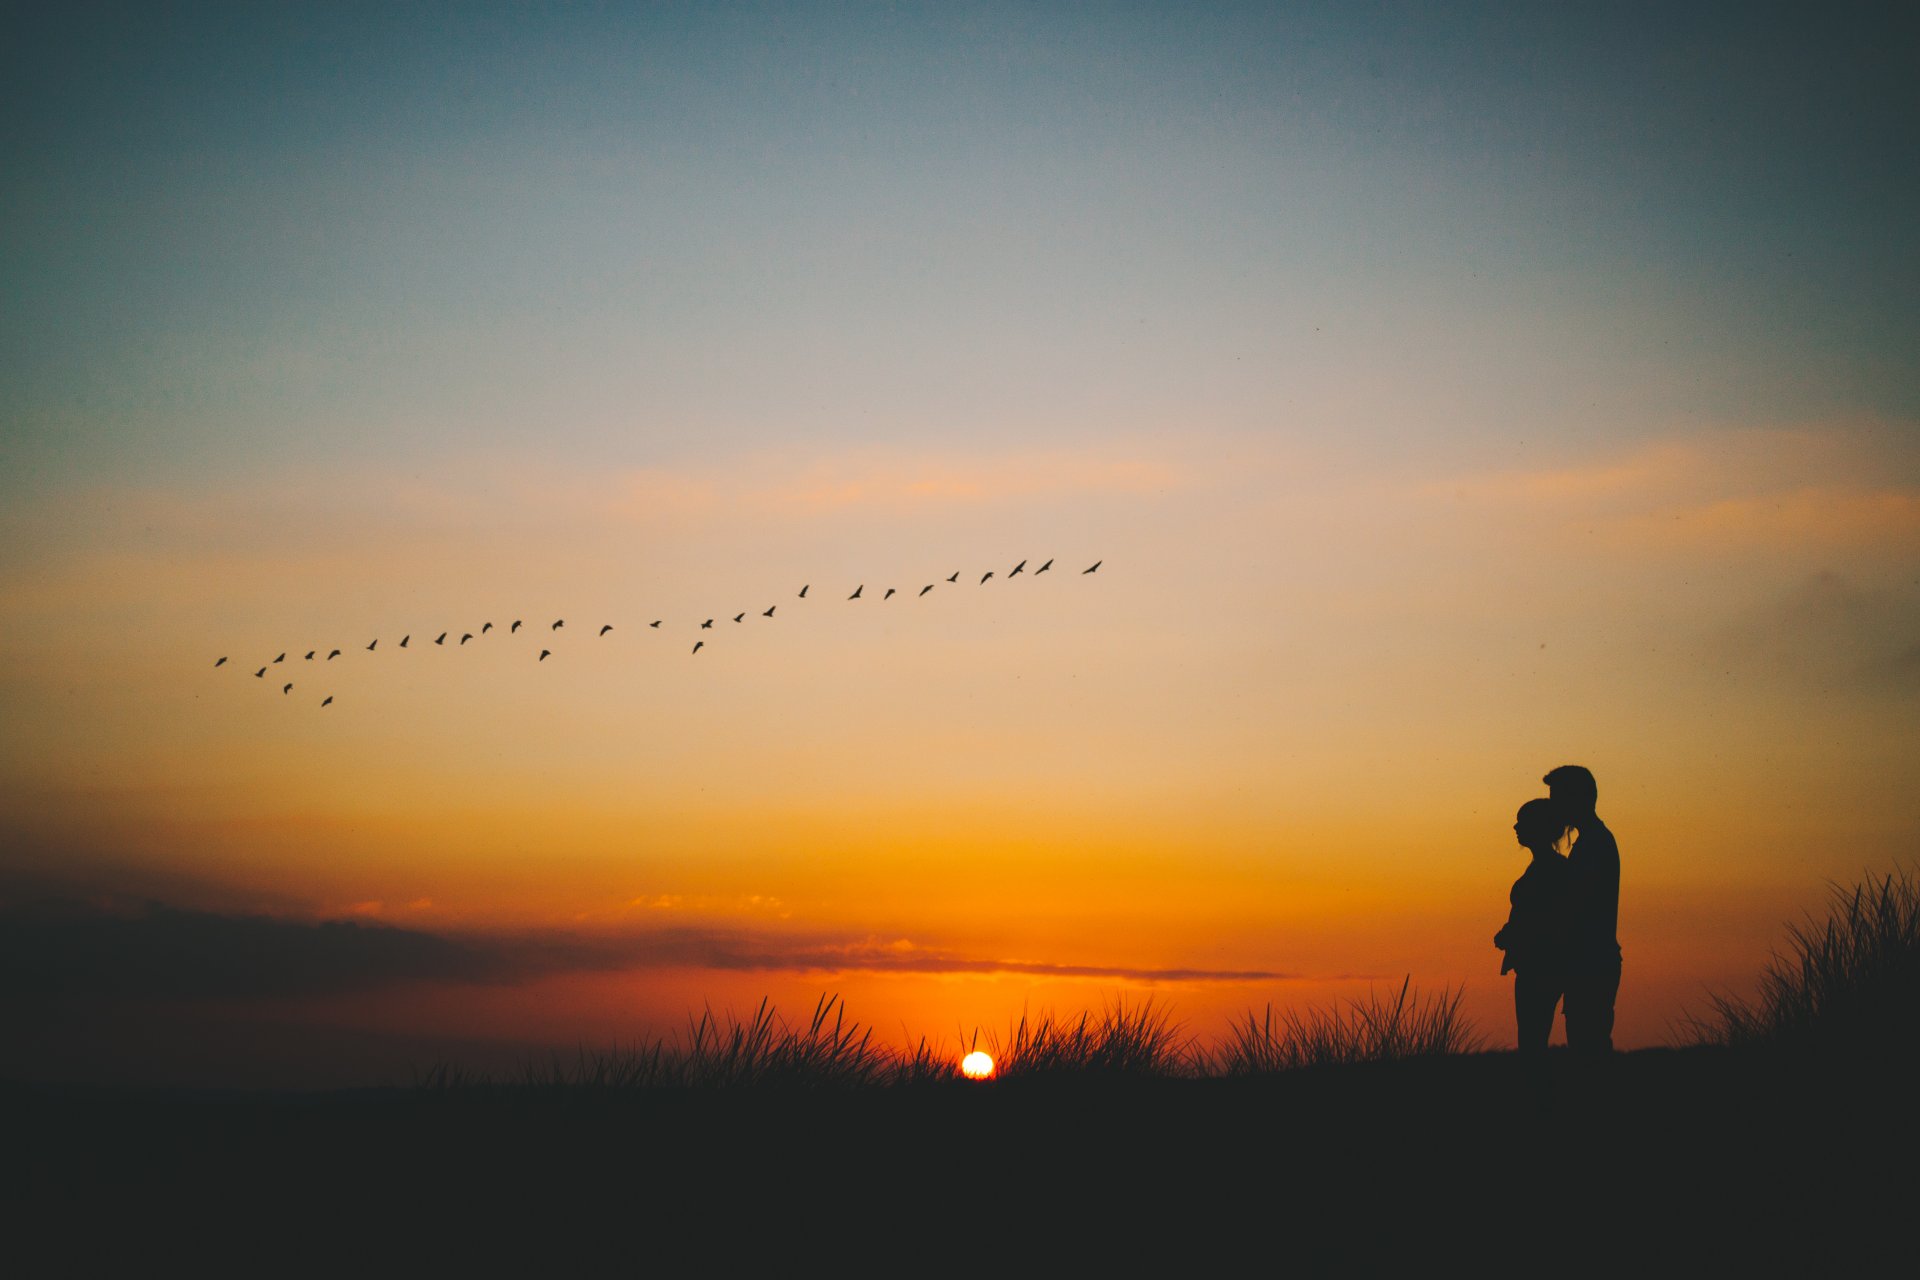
[1514,970,1561,1055]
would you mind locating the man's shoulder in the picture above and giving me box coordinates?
[1571,820,1619,862]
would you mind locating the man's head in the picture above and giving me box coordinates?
[1544,765,1598,820]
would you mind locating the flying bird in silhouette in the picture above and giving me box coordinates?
[692,641,704,654]
[273,653,286,663]
[946,572,959,583]
[762,606,775,617]
[1010,560,1027,577]
[799,585,809,598]
[980,572,994,584]
[436,633,447,645]
[701,619,714,629]
[849,585,863,600]
[650,620,661,628]
[599,625,613,636]
[461,633,473,645]
[254,667,266,678]
[305,651,315,660]
[733,613,745,623]
[366,639,376,651]
[321,696,332,707]
[282,683,292,695]
[1036,559,1052,575]
[327,649,341,660]
[511,620,522,633]
[539,649,551,662]
[884,588,896,600]
[214,657,227,668]
[400,635,409,648]
[1083,560,1101,574]
[552,620,564,631]
[919,584,933,596]
[482,622,493,634]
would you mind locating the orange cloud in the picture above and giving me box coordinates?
[1433,425,1920,554]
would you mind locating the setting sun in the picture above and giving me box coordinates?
[961,1051,996,1081]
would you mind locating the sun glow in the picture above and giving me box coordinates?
[961,1050,995,1081]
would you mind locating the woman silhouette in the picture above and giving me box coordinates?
[1495,798,1572,1058]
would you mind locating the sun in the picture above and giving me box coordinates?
[960,1050,995,1080]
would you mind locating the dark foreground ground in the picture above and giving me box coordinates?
[6,1047,1913,1269]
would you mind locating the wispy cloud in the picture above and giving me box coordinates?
[1434,426,1920,554]
[0,899,1310,1007]
[1699,570,1920,690]
[606,446,1190,521]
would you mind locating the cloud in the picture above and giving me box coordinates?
[0,900,511,1003]
[1700,570,1920,690]
[1434,427,1920,555]
[606,446,1190,521]
[0,899,1306,1007]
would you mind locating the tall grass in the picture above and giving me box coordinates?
[1207,978,1483,1074]
[421,994,918,1092]
[1690,868,1920,1057]
[419,980,1485,1093]
[986,998,1193,1080]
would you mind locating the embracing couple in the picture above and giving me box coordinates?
[1494,764,1622,1058]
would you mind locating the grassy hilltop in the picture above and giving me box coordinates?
[8,869,1916,1264]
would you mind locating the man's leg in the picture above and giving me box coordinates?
[1563,962,1621,1055]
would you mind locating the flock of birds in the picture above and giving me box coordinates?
[212,557,1103,707]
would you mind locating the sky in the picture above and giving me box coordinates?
[3,1,1917,1087]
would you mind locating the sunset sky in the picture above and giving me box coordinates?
[4,2,1916,1086]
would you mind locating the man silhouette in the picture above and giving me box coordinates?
[1545,764,1621,1055]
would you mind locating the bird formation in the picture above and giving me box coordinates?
[210,558,1103,706]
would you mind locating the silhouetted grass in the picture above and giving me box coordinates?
[985,998,1193,1080]
[1207,977,1484,1074]
[421,994,908,1092]
[1689,867,1920,1058]
[418,981,1491,1093]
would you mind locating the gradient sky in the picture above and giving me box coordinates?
[3,1,1917,1086]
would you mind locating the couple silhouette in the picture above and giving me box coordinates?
[1495,765,1622,1058]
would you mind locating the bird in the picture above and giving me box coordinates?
[1010,559,1027,577]
[254,667,266,678]
[650,620,661,628]
[762,606,775,617]
[273,653,286,663]
[214,657,227,668]
[733,612,745,623]
[946,572,959,583]
[282,683,292,695]
[1083,560,1101,574]
[321,696,333,707]
[305,651,315,660]
[327,649,341,660]
[436,632,447,645]
[511,620,523,633]
[599,624,613,636]
[366,639,376,651]
[400,635,410,648]
[919,584,933,597]
[461,633,473,645]
[799,585,809,598]
[552,620,564,630]
[1036,559,1053,575]
[539,649,551,661]
[701,619,714,629]
[692,641,704,654]
[482,622,493,634]
[980,572,994,584]
[884,588,896,600]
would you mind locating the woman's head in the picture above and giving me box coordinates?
[1513,798,1567,853]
